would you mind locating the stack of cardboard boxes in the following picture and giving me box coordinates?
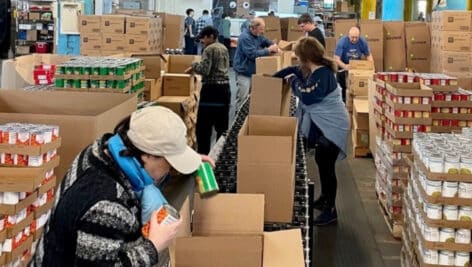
[156,13,185,51]
[347,60,375,112]
[79,15,162,56]
[156,55,202,148]
[352,98,370,157]
[280,18,304,42]
[431,11,472,87]
[0,123,61,265]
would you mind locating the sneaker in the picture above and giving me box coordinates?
[312,196,328,211]
[313,207,337,226]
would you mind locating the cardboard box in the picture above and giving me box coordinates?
[255,56,281,75]
[1,54,71,89]
[404,22,431,72]
[368,79,377,155]
[434,11,472,32]
[439,31,472,52]
[174,193,304,267]
[360,20,384,72]
[80,34,102,50]
[143,78,162,101]
[156,13,185,49]
[101,15,126,34]
[237,116,297,222]
[0,90,137,182]
[353,98,369,130]
[284,18,304,42]
[348,70,373,96]
[384,22,406,71]
[126,16,162,35]
[261,16,282,42]
[350,60,375,71]
[155,96,195,119]
[325,37,336,57]
[352,128,369,147]
[102,33,127,52]
[334,19,357,39]
[433,51,472,73]
[131,53,164,79]
[79,15,101,33]
[126,35,160,53]
[165,55,200,73]
[278,40,295,51]
[162,74,194,96]
[249,75,291,116]
[80,49,103,56]
[26,30,37,41]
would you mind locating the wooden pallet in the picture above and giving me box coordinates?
[377,192,403,240]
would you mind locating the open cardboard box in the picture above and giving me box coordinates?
[237,115,297,222]
[0,90,137,183]
[164,55,201,73]
[250,75,291,117]
[1,54,71,89]
[174,193,304,267]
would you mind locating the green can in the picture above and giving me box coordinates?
[90,80,99,88]
[116,80,126,89]
[65,79,73,88]
[80,80,88,88]
[195,162,219,197]
[73,66,82,75]
[72,79,81,88]
[55,79,64,88]
[116,65,125,75]
[65,66,74,75]
[107,80,116,89]
[99,65,108,76]
[99,80,107,88]
[57,66,65,75]
[81,66,90,75]
[91,66,99,75]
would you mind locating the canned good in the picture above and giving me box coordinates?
[459,206,472,221]
[445,153,460,174]
[91,66,99,75]
[99,65,108,76]
[99,80,107,88]
[426,179,442,197]
[195,162,219,196]
[429,153,444,173]
[455,251,470,266]
[404,96,411,104]
[445,94,452,101]
[440,228,456,243]
[455,229,471,244]
[442,181,458,198]
[461,155,472,174]
[55,79,64,88]
[90,80,99,88]
[141,204,180,238]
[80,80,88,89]
[443,205,458,220]
[426,203,442,220]
[423,224,440,242]
[423,248,439,264]
[459,183,472,199]
[438,250,455,265]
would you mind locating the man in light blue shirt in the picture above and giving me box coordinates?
[195,10,214,54]
[334,26,373,103]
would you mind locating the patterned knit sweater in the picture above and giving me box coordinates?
[31,134,159,266]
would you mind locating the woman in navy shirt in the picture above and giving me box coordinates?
[274,37,350,226]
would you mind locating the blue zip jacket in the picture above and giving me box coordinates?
[233,29,273,77]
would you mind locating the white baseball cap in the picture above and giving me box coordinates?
[127,106,201,174]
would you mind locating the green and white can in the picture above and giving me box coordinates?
[195,162,219,197]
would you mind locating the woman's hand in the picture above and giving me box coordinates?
[147,211,183,253]
[200,154,215,168]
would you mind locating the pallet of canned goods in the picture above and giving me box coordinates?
[54,56,145,94]
[402,129,472,266]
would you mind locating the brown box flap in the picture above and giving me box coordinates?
[250,75,291,116]
[263,229,305,267]
[192,193,264,236]
[175,236,263,267]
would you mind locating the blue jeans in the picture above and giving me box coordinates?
[184,36,196,55]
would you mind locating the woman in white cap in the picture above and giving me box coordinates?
[32,106,213,266]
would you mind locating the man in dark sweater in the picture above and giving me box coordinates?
[298,13,325,48]
[32,106,214,266]
[186,26,231,154]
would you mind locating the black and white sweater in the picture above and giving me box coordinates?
[31,134,159,266]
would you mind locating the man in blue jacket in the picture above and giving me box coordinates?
[233,17,279,110]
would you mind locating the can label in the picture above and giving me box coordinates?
[141,204,180,238]
[195,162,219,196]
[439,228,455,243]
[455,229,471,244]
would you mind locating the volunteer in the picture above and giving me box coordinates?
[298,13,325,48]
[334,26,374,103]
[233,17,279,110]
[32,106,214,266]
[273,37,349,226]
[186,26,230,155]
[184,8,197,55]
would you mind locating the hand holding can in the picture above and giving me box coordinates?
[195,162,219,197]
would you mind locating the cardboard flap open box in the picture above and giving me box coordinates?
[255,56,281,75]
[1,54,71,89]
[237,116,298,222]
[250,75,291,117]
[353,98,369,130]
[0,90,137,183]
[166,55,200,73]
[174,193,304,267]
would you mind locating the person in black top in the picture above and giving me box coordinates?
[297,13,325,48]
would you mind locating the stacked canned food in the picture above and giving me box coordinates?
[432,88,472,130]
[0,122,61,265]
[54,56,145,93]
[402,130,472,266]
[212,96,312,267]
[0,123,59,167]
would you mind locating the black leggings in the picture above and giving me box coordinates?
[336,70,347,103]
[314,136,340,207]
